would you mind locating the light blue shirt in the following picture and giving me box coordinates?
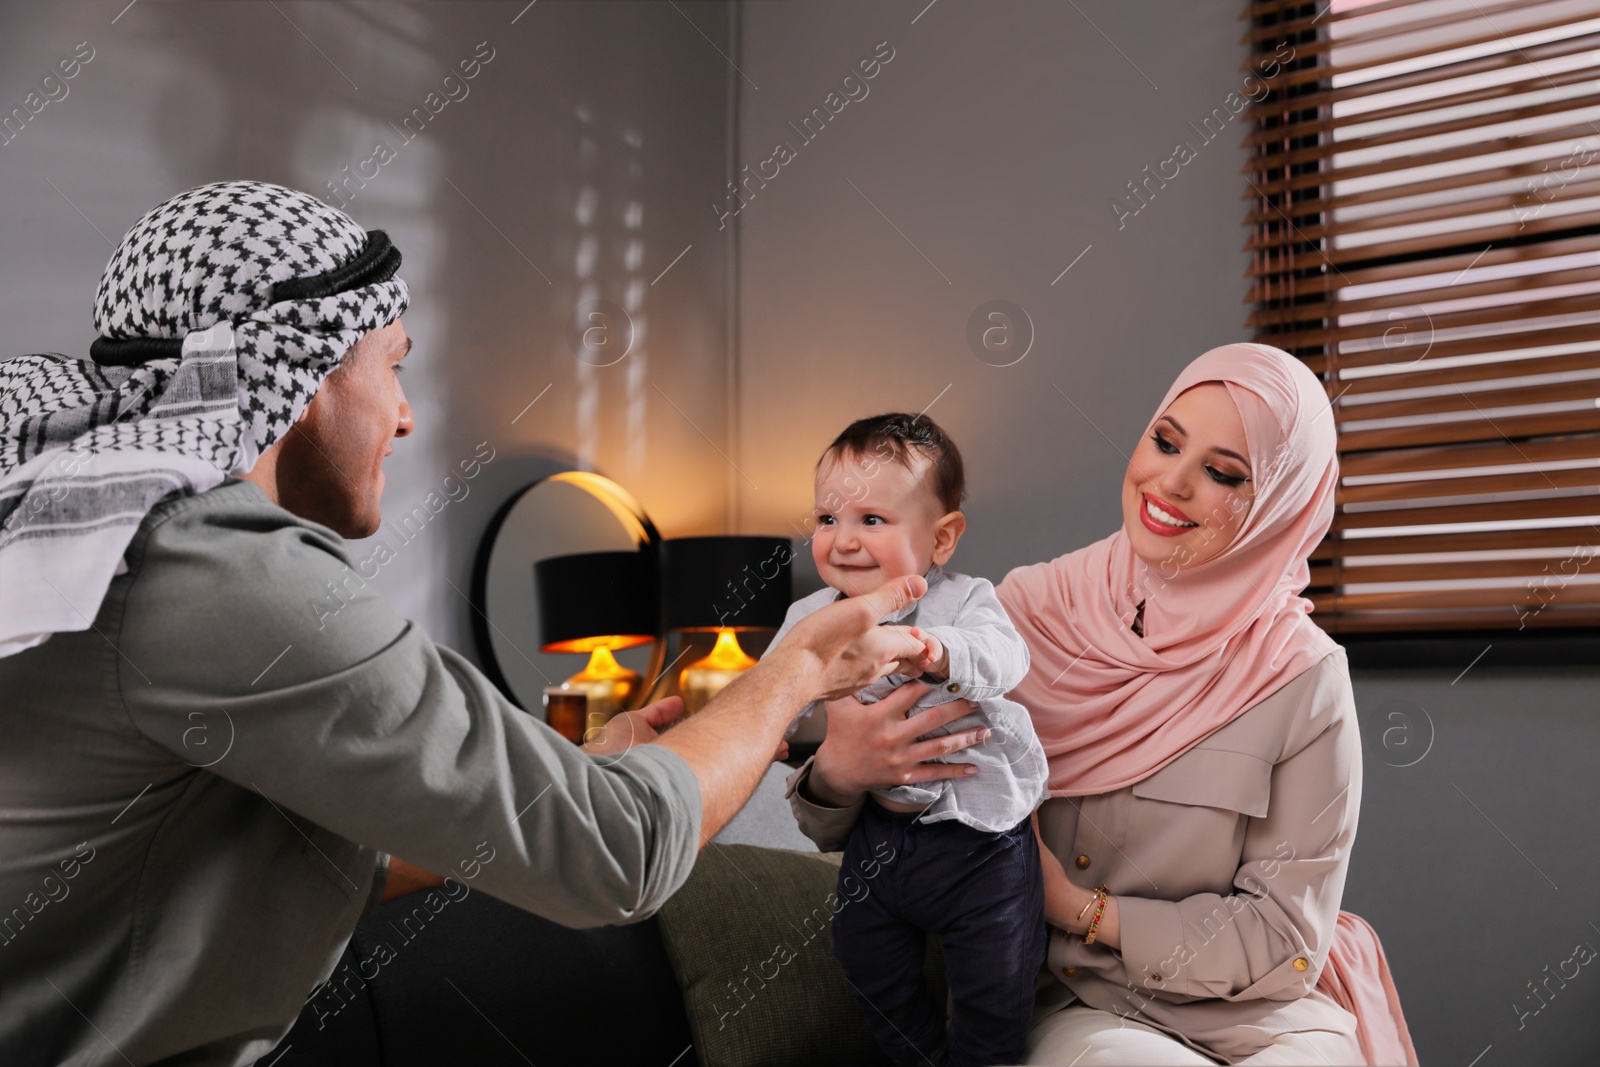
[765,563,1049,832]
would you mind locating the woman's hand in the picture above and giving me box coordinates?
[1034,811,1084,930]
[806,682,988,808]
[1032,810,1122,949]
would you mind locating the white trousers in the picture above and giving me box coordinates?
[1021,1005,1366,1066]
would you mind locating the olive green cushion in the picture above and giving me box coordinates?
[657,844,946,1067]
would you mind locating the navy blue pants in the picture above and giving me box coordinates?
[833,801,1046,1067]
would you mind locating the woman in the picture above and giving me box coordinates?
[787,344,1417,1065]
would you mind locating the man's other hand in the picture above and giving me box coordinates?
[584,694,789,762]
[582,695,685,757]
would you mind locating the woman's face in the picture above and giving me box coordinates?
[1120,382,1256,572]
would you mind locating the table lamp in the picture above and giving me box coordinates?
[660,536,793,714]
[534,549,659,738]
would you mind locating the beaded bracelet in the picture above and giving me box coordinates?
[1082,884,1110,945]
[1075,884,1109,927]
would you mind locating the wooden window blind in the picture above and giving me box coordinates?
[1245,0,1600,633]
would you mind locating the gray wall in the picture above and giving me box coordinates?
[6,1,1598,1062]
[734,2,1600,1064]
[0,0,736,664]
[1349,662,1600,1066]
[734,0,1258,575]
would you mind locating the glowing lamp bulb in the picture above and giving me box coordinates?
[560,643,641,738]
[678,628,758,715]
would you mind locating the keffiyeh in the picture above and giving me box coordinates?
[0,180,408,658]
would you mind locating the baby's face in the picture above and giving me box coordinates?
[811,451,945,598]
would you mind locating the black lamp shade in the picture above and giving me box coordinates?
[534,550,659,653]
[661,536,793,631]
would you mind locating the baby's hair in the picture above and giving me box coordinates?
[821,412,966,514]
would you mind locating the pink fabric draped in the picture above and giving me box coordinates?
[1320,912,1420,1066]
[995,343,1415,1066]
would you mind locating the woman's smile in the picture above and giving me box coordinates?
[1139,492,1197,536]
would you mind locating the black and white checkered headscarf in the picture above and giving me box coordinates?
[0,180,408,658]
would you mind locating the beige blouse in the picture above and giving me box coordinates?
[786,649,1366,1064]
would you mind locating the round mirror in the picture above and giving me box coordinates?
[471,473,662,712]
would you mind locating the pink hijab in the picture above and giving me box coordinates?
[996,342,1339,798]
[997,343,1418,1066]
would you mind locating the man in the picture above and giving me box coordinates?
[0,182,983,1065]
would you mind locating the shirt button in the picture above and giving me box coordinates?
[945,681,961,693]
[1075,854,1091,869]
[1065,966,1078,977]
[1292,957,1309,971]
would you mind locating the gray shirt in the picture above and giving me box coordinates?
[0,478,702,1066]
[765,564,1048,833]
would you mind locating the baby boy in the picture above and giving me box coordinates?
[765,413,1050,1067]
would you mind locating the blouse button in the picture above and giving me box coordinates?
[945,681,961,693]
[1292,957,1309,972]
[1065,966,1078,977]
[1075,854,1091,869]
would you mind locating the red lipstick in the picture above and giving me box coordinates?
[1138,492,1198,537]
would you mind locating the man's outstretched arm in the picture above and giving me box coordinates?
[375,573,937,901]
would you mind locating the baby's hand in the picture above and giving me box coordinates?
[918,631,947,679]
[894,627,945,678]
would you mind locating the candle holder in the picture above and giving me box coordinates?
[534,549,657,736]
[645,536,793,713]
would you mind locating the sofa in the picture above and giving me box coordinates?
[273,763,943,1067]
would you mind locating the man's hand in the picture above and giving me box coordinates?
[582,695,685,758]
[786,574,932,700]
[583,695,788,762]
